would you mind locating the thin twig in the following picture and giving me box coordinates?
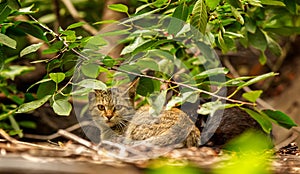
[24,121,93,140]
[60,0,98,35]
[223,57,274,109]
[0,129,60,150]
[58,129,99,151]
[109,66,256,106]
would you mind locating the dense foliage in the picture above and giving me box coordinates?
[0,0,299,136]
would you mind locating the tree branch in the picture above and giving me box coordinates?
[60,0,98,35]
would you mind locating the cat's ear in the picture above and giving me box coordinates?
[88,91,96,102]
[128,78,139,100]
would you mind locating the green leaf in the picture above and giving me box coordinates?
[266,35,282,57]
[61,30,76,42]
[284,0,297,14]
[75,79,107,90]
[16,95,51,113]
[263,110,297,129]
[260,0,285,6]
[102,56,116,68]
[259,51,267,65]
[7,0,20,10]
[205,0,221,10]
[247,0,263,7]
[226,0,242,8]
[245,16,257,33]
[37,81,56,99]
[237,72,277,90]
[166,91,199,110]
[0,65,35,80]
[81,64,100,78]
[13,4,37,15]
[148,90,167,117]
[42,41,64,54]
[20,43,43,57]
[16,22,48,42]
[52,99,72,116]
[49,72,65,83]
[136,77,160,96]
[121,36,144,55]
[231,6,244,25]
[168,3,189,35]
[66,22,85,30]
[8,115,23,137]
[241,107,272,133]
[194,67,229,79]
[0,5,11,23]
[197,101,232,115]
[190,0,208,34]
[242,90,263,103]
[135,58,159,71]
[108,4,128,13]
[153,0,168,7]
[248,28,267,51]
[0,33,17,49]
[93,20,117,25]
[18,121,37,129]
[27,78,52,92]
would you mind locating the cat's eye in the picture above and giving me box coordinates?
[97,105,105,111]
[114,105,123,110]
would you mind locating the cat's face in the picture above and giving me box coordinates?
[89,87,135,128]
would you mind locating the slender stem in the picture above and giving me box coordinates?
[109,66,256,106]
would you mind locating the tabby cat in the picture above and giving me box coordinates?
[88,84,200,147]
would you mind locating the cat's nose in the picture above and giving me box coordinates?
[106,110,114,120]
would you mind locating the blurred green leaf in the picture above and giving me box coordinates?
[242,90,263,103]
[205,0,221,10]
[7,0,20,10]
[27,78,52,92]
[263,109,297,129]
[16,95,51,113]
[260,0,285,6]
[49,72,65,83]
[241,107,272,133]
[231,6,244,25]
[237,72,277,91]
[102,56,116,68]
[81,63,100,78]
[148,90,167,117]
[191,0,208,34]
[166,91,199,110]
[52,99,72,116]
[20,43,43,57]
[284,0,297,14]
[37,81,56,99]
[108,4,128,13]
[135,58,159,71]
[226,0,243,8]
[194,67,229,79]
[0,33,17,49]
[137,77,160,96]
[8,115,22,137]
[248,28,267,51]
[18,121,37,129]
[0,5,11,23]
[153,0,168,7]
[0,65,35,80]
[66,22,85,30]
[75,79,107,90]
[259,51,267,65]
[168,3,189,35]
[16,22,48,42]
